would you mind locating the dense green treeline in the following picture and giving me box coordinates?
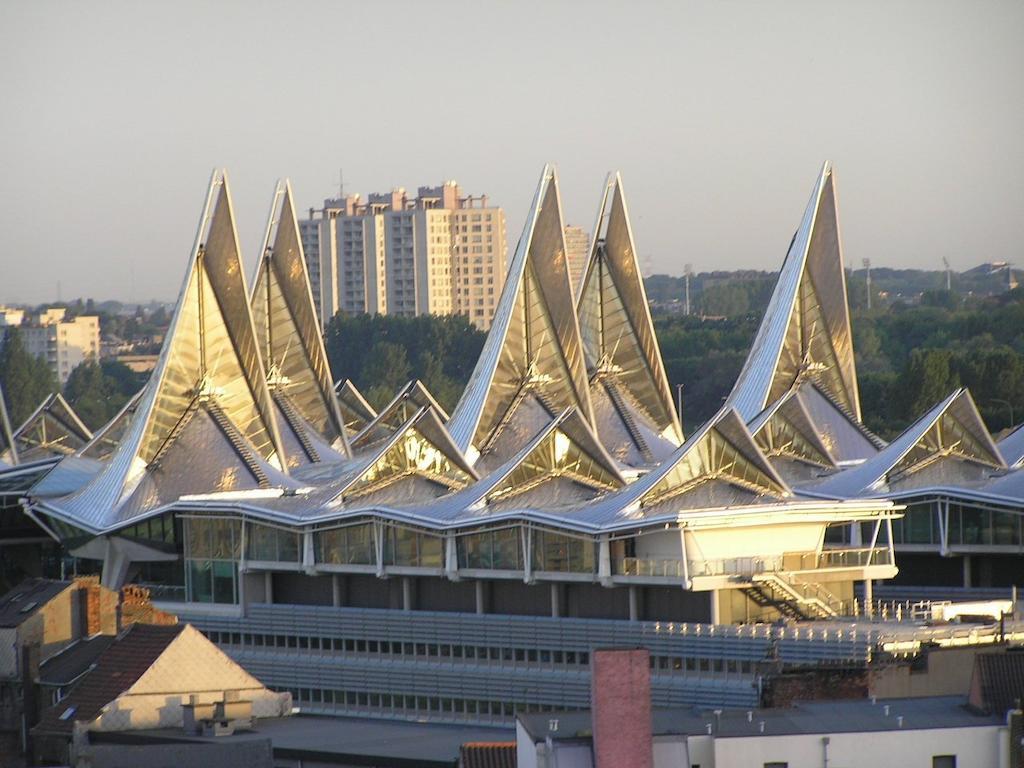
[323,313,485,414]
[0,328,145,432]
[657,288,1024,437]
[2,286,1021,446]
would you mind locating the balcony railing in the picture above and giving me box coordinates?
[689,547,892,580]
[688,555,784,579]
[800,547,893,571]
[615,557,687,578]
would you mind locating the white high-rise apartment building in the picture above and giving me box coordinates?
[301,182,506,330]
[563,225,590,297]
[18,308,100,384]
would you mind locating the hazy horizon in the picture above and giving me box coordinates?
[2,1,1022,304]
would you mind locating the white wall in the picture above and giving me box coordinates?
[686,522,824,562]
[634,530,683,560]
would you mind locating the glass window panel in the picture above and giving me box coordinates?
[212,560,237,604]
[904,508,934,544]
[992,512,1020,546]
[961,509,990,545]
[188,559,213,603]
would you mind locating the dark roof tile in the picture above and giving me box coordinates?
[34,623,185,736]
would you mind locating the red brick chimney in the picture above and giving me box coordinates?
[590,648,653,768]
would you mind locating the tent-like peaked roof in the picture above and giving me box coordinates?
[37,170,289,530]
[351,380,448,452]
[251,180,349,459]
[473,408,625,510]
[749,387,836,470]
[999,425,1024,468]
[333,406,477,503]
[79,389,144,461]
[578,172,682,448]
[335,379,378,437]
[640,408,790,508]
[727,162,861,423]
[8,393,92,463]
[447,165,593,463]
[0,383,19,465]
[811,388,1005,498]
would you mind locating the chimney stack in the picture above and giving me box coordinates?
[590,648,653,768]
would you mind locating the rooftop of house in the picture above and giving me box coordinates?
[0,578,71,628]
[96,713,514,768]
[518,696,1005,744]
[38,634,116,687]
[35,623,185,736]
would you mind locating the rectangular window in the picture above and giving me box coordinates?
[316,524,375,565]
[247,522,301,562]
[932,757,956,768]
[383,526,443,568]
[531,531,596,573]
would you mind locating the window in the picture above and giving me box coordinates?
[932,758,956,768]
[531,531,596,573]
[316,524,375,565]
[763,763,788,768]
[247,522,300,562]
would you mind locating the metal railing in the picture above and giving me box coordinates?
[802,547,893,570]
[689,547,892,579]
[615,557,687,578]
[688,555,783,578]
[136,583,186,602]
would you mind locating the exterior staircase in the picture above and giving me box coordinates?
[743,571,840,620]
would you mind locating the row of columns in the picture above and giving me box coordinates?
[260,572,651,620]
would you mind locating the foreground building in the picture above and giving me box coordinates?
[0,162,1021,728]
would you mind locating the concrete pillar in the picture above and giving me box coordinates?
[99,539,131,589]
[710,590,721,625]
[864,579,873,618]
[963,555,973,588]
[475,580,488,615]
[550,583,561,618]
[402,577,414,611]
[332,574,342,607]
[598,537,612,585]
[237,564,247,615]
[264,572,274,604]
[628,586,640,622]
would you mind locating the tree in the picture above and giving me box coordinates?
[63,360,144,431]
[900,349,959,420]
[323,313,485,412]
[0,328,57,428]
[361,342,412,409]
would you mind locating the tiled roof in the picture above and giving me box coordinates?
[0,578,71,628]
[459,742,517,768]
[968,651,1024,714]
[38,635,115,687]
[34,623,184,736]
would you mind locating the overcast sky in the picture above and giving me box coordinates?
[2,0,1022,304]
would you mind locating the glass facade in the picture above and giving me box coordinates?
[247,522,301,562]
[185,517,241,603]
[531,530,596,573]
[316,524,375,565]
[383,525,443,568]
[457,528,522,570]
[891,500,1023,548]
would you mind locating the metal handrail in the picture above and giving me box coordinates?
[616,557,686,578]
